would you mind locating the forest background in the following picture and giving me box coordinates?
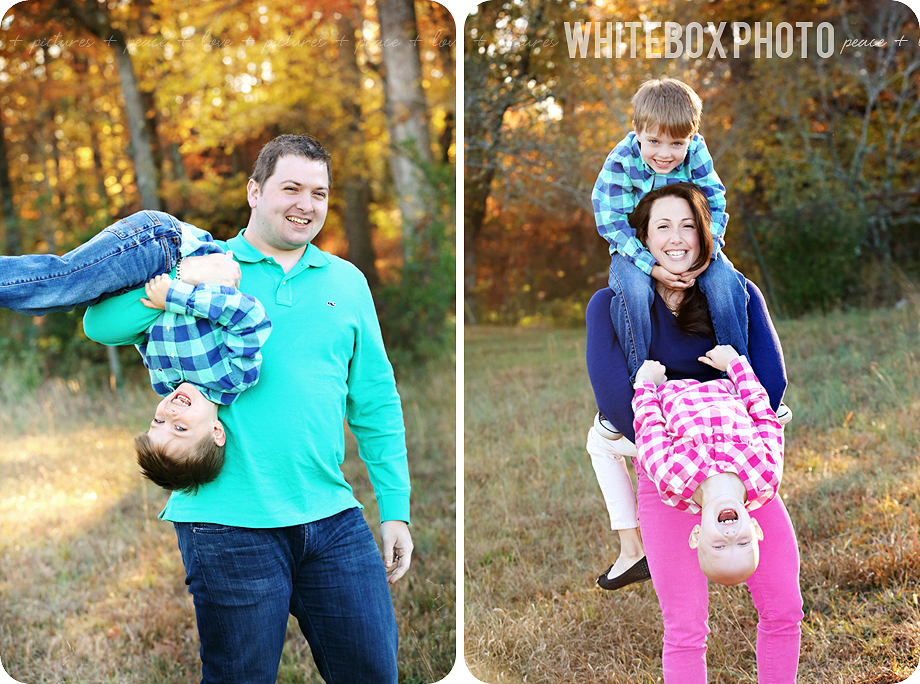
[1,0,456,375]
[0,0,456,681]
[465,0,920,326]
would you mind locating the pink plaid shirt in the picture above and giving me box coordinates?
[632,356,784,514]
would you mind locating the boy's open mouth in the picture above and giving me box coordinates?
[172,392,192,407]
[718,508,739,524]
[286,216,311,225]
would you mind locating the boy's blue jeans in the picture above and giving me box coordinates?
[173,507,399,684]
[0,210,182,316]
[608,251,750,382]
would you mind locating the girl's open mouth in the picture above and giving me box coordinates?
[718,508,739,524]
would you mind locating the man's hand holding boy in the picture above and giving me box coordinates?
[180,251,241,288]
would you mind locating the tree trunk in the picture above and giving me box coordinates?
[463,162,497,325]
[112,43,161,209]
[48,104,68,219]
[343,182,380,289]
[60,0,161,210]
[376,0,433,257]
[336,12,380,288]
[87,102,110,205]
[0,107,21,255]
[462,0,542,322]
[107,345,123,394]
[170,143,187,182]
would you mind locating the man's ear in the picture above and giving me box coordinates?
[751,517,764,541]
[246,178,260,208]
[212,421,226,447]
[688,524,701,549]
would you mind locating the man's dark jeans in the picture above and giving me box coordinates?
[174,507,399,684]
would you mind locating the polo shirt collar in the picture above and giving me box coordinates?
[227,230,331,269]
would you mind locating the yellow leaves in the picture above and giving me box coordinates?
[75,146,95,170]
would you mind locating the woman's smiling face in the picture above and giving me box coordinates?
[645,195,701,276]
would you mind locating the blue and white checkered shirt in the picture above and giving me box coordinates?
[139,279,272,405]
[592,131,729,275]
[179,222,223,258]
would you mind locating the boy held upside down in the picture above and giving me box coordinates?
[587,345,784,589]
[133,272,271,493]
[0,210,270,493]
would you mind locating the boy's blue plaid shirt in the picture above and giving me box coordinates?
[139,279,272,406]
[592,131,729,275]
[179,223,222,259]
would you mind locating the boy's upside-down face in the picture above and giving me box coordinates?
[148,383,225,459]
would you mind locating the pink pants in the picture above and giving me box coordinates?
[636,472,804,683]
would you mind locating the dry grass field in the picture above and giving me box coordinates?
[465,302,920,683]
[0,353,455,683]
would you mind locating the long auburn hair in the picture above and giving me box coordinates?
[630,182,716,339]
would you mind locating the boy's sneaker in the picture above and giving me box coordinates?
[776,403,793,426]
[594,412,622,440]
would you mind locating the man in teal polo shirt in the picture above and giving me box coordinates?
[83,135,412,683]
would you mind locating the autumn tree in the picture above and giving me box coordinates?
[464,0,920,322]
[376,0,435,260]
[56,0,161,209]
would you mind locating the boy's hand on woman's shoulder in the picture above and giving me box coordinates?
[651,264,695,290]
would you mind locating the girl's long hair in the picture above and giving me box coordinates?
[630,182,716,339]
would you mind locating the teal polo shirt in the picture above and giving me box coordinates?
[83,231,410,527]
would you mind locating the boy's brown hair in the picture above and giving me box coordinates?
[632,78,703,140]
[134,432,225,495]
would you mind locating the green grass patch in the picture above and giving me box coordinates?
[465,304,920,683]
[0,353,455,683]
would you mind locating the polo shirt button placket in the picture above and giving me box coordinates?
[276,276,293,307]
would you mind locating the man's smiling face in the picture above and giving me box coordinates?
[245,154,330,259]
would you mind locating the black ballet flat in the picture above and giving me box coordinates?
[596,556,652,591]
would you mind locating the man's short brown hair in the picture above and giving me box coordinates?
[134,432,225,495]
[250,134,332,188]
[632,78,703,140]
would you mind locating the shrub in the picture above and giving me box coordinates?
[761,203,867,316]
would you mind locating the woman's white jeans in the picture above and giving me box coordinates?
[586,426,639,530]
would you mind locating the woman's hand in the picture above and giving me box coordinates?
[635,359,667,387]
[698,345,740,372]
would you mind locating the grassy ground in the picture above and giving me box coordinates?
[465,301,920,683]
[0,353,455,683]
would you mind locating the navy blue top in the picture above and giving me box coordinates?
[586,281,787,443]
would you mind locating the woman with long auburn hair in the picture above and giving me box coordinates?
[585,182,803,682]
